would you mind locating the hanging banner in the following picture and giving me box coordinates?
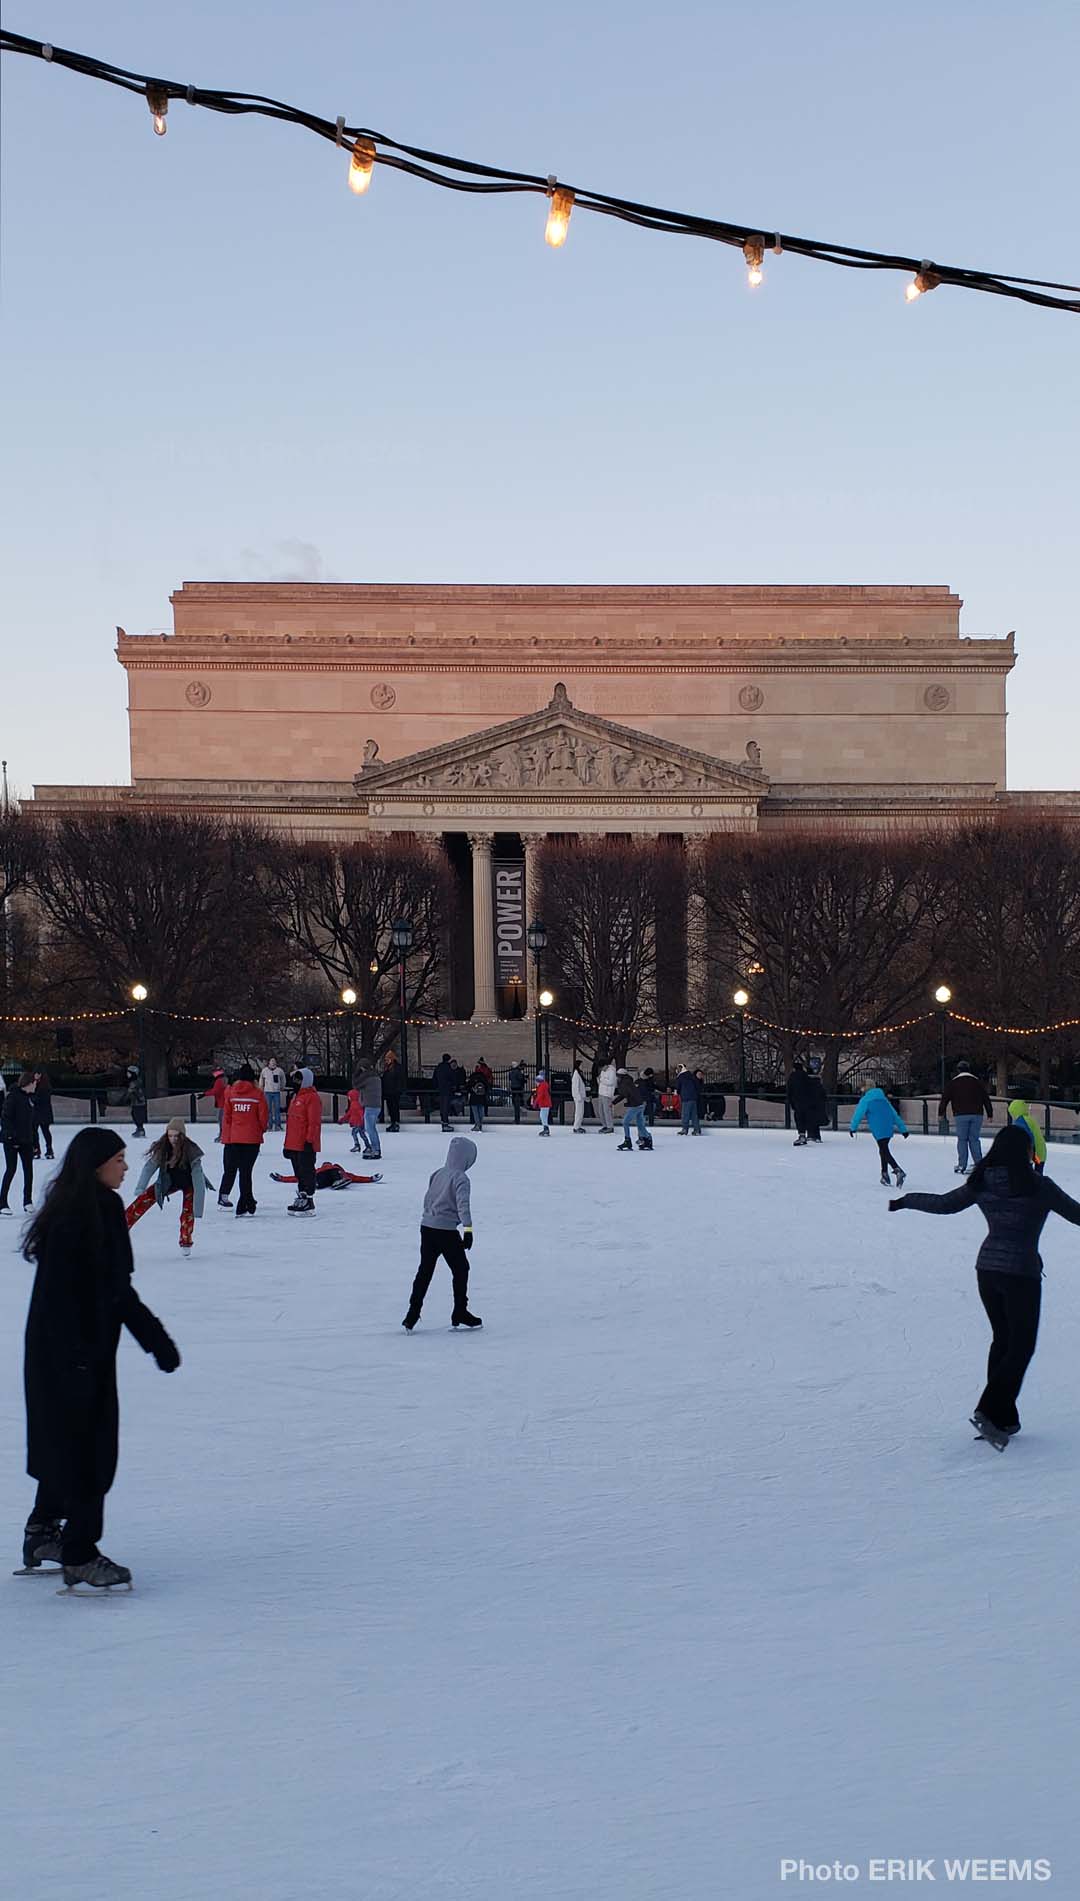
[492,858,526,987]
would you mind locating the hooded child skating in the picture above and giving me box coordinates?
[849,1086,908,1185]
[403,1136,481,1329]
[1008,1099,1047,1171]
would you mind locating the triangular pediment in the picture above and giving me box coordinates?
[354,683,767,798]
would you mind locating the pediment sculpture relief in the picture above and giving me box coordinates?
[409,727,709,793]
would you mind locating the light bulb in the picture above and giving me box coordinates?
[906,261,940,302]
[146,87,168,136]
[544,185,574,249]
[743,236,765,288]
[348,137,376,195]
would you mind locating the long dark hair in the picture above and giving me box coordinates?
[969,1124,1037,1197]
[22,1128,125,1263]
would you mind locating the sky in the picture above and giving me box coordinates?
[1,0,1078,794]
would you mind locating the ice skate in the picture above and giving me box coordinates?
[15,1520,64,1575]
[0,1207,12,1218]
[617,1139,633,1151]
[287,1193,316,1216]
[402,1307,421,1331]
[893,1167,907,1188]
[179,1242,193,1254]
[538,1126,551,1137]
[879,1171,890,1186]
[793,1135,807,1147]
[59,1554,133,1594]
[451,1310,483,1329]
[235,1208,256,1218]
[970,1410,1010,1452]
[637,1140,653,1151]
[217,1195,233,1209]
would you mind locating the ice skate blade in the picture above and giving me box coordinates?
[13,1565,63,1577]
[56,1581,134,1597]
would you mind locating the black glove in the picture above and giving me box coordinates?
[849,1130,855,1139]
[462,1228,474,1250]
[902,1131,909,1139]
[154,1333,181,1373]
[888,1199,903,1212]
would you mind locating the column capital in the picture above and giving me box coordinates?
[467,830,494,855]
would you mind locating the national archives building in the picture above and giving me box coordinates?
[33,581,1077,1021]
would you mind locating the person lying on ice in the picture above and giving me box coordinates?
[402,1136,481,1331]
[270,1162,382,1190]
[888,1123,1080,1449]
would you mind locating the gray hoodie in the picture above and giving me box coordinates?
[353,1065,382,1110]
[421,1136,476,1230]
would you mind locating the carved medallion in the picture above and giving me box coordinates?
[185,680,212,708]
[370,682,397,709]
[738,684,764,712]
[923,684,951,711]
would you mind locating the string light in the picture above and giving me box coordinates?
[348,135,376,195]
[5,29,1076,315]
[544,180,574,249]
[905,260,941,302]
[743,236,765,288]
[145,84,168,136]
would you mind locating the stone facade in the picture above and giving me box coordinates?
[31,581,1078,1021]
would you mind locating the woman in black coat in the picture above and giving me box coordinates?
[20,1128,180,1591]
[33,1070,55,1161]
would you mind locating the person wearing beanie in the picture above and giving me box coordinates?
[19,1128,180,1591]
[1007,1098,1047,1173]
[127,1119,207,1252]
[283,1067,322,1214]
[532,1070,553,1135]
[1,1071,38,1216]
[218,1064,269,1216]
[201,1067,228,1142]
[402,1136,481,1330]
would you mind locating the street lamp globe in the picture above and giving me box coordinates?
[368,958,379,975]
[341,987,358,1007]
[131,983,148,1003]
[733,988,750,1009]
[527,920,547,954]
[539,988,554,1009]
[391,919,414,954]
[934,984,953,1006]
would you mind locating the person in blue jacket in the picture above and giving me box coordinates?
[849,1085,908,1187]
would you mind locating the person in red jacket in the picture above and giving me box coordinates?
[531,1071,553,1137]
[218,1064,270,1217]
[283,1066,322,1215]
[202,1068,228,1142]
[339,1088,365,1153]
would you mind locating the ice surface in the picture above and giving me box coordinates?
[3,1123,1080,1900]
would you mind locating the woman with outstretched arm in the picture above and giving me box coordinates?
[889,1124,1080,1448]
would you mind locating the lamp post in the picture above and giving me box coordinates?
[733,987,750,1128]
[527,919,547,1077]
[934,984,953,1100]
[341,987,358,1082]
[391,918,414,1079]
[539,988,554,1076]
[131,983,149,1105]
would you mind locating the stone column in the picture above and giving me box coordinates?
[468,831,497,1019]
[523,835,541,1016]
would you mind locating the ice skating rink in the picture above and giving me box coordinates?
[4,1123,1080,1901]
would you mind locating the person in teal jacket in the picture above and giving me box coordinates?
[1008,1099,1047,1173]
[850,1085,909,1187]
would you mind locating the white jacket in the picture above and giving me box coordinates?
[597,1062,618,1099]
[571,1069,587,1104]
[259,1066,286,1093]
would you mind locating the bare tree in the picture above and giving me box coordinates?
[539,838,685,1066]
[257,835,454,1062]
[0,801,42,1013]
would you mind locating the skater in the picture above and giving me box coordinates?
[128,1119,207,1252]
[20,1128,180,1590]
[614,1069,652,1150]
[381,1050,405,1132]
[283,1066,322,1214]
[402,1136,481,1330]
[889,1124,1080,1446]
[124,1065,148,1139]
[1008,1098,1046,1173]
[532,1070,553,1135]
[508,1060,527,1125]
[849,1085,908,1186]
[202,1067,228,1141]
[939,1062,994,1173]
[340,1085,366,1152]
[467,1065,489,1132]
[1,1071,38,1216]
[639,1068,659,1128]
[674,1064,701,1136]
[433,1053,456,1131]
[352,1061,383,1159]
[571,1060,588,1132]
[217,1064,269,1216]
[271,1161,382,1190]
[32,1071,55,1161]
[258,1055,287,1133]
[595,1056,618,1134]
[787,1061,826,1145]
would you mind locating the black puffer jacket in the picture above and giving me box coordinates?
[613,1072,642,1108]
[2,1088,37,1148]
[895,1165,1080,1279]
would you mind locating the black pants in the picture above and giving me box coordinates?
[511,1095,523,1125]
[408,1226,470,1319]
[35,1118,54,1159]
[1,1142,34,1210]
[220,1143,258,1212]
[438,1094,453,1129]
[28,1480,104,1566]
[975,1270,1041,1432]
[384,1095,402,1132]
[876,1138,900,1174]
[284,1145,317,1196]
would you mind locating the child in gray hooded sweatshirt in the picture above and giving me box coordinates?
[403,1136,482,1330]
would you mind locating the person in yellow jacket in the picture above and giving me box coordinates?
[1007,1099,1046,1172]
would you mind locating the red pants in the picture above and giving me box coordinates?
[127,1186,195,1248]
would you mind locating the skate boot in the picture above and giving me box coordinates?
[793,1135,807,1147]
[402,1306,421,1331]
[217,1195,233,1209]
[60,1554,133,1592]
[879,1171,890,1186]
[451,1310,483,1329]
[637,1140,653,1151]
[287,1193,316,1217]
[893,1166,907,1188]
[17,1519,64,1573]
[970,1410,1009,1452]
[616,1139,633,1151]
